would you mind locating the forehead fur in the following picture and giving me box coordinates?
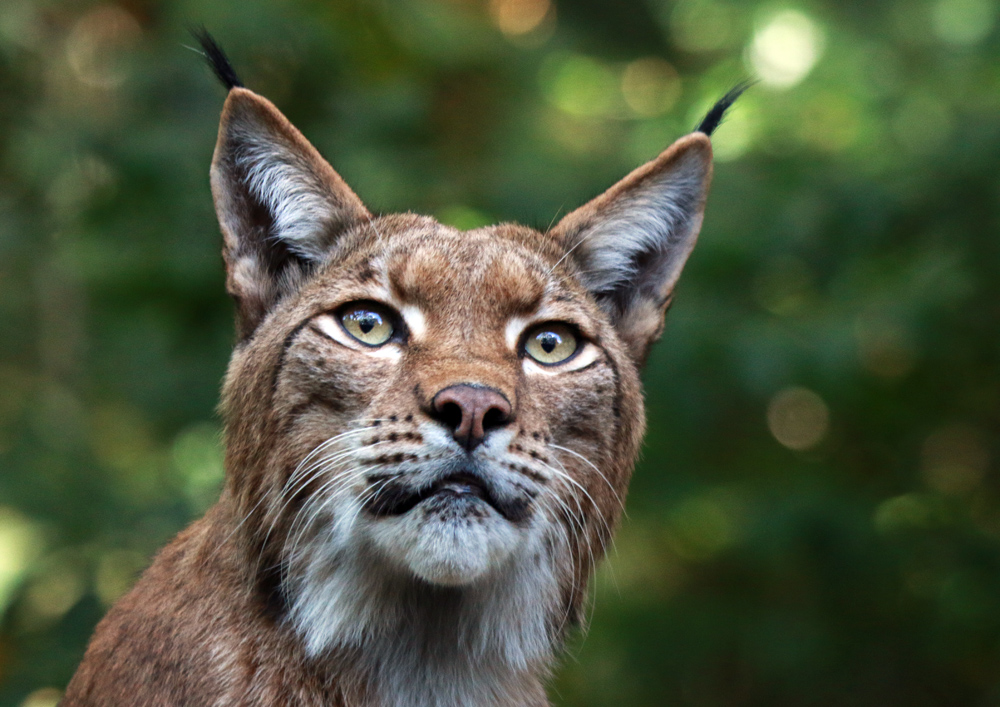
[323,214,570,313]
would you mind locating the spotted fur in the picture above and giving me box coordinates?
[63,77,731,706]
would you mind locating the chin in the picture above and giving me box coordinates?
[367,493,525,586]
[283,461,555,658]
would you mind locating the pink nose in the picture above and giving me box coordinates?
[431,384,513,451]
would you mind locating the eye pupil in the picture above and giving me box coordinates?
[339,304,394,346]
[524,323,579,365]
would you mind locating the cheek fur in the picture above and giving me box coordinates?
[274,328,402,426]
[533,361,617,444]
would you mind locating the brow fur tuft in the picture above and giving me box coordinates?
[190,26,243,90]
[695,81,753,136]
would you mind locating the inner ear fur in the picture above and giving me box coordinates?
[210,88,371,340]
[549,133,713,365]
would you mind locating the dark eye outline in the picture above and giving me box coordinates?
[336,300,408,348]
[519,322,584,367]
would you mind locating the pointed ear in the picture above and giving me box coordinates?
[550,133,713,365]
[210,88,371,339]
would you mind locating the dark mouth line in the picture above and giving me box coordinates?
[365,472,490,517]
[364,471,530,523]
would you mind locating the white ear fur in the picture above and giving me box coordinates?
[212,88,369,260]
[234,132,347,260]
[211,88,370,337]
[551,133,713,362]
[572,149,708,301]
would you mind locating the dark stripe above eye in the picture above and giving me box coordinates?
[269,316,316,397]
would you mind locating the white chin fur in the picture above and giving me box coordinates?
[286,489,568,705]
[368,500,521,586]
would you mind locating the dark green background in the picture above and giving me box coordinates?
[2,0,1000,705]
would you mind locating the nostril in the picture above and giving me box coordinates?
[481,405,509,433]
[436,400,464,433]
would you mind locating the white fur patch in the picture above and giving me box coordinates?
[400,305,427,341]
[283,422,575,706]
[369,499,521,587]
[505,316,530,351]
[236,134,338,261]
[571,151,707,301]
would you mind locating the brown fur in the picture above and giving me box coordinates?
[63,87,715,706]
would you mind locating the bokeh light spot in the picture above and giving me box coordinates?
[539,53,620,118]
[753,256,816,316]
[47,154,117,218]
[172,423,225,513]
[621,58,681,117]
[767,387,829,451]
[748,10,825,88]
[65,5,141,89]
[0,507,43,614]
[854,315,917,379]
[94,549,146,607]
[932,0,997,45]
[874,493,943,533]
[667,492,740,560]
[0,2,43,51]
[921,424,989,496]
[88,402,163,503]
[708,100,755,161]
[670,0,735,53]
[488,0,552,36]
[602,521,686,601]
[538,108,607,155]
[23,555,87,626]
[20,688,62,707]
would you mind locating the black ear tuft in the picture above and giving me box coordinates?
[190,26,243,91]
[695,81,753,136]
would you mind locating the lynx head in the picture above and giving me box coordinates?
[202,33,743,702]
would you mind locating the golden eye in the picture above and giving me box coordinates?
[340,303,394,346]
[524,323,579,365]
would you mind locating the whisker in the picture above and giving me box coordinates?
[538,490,593,639]
[534,458,611,539]
[545,452,621,567]
[534,457,616,615]
[285,428,373,489]
[548,444,624,511]
[201,427,373,568]
[260,464,360,573]
[262,443,390,555]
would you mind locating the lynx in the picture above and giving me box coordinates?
[62,33,744,707]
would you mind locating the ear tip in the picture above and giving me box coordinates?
[680,131,713,149]
[220,87,282,127]
[223,85,262,101]
[223,86,259,103]
[667,132,714,165]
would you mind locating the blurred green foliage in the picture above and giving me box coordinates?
[2,0,1000,705]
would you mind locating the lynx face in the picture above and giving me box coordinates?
[228,217,642,662]
[208,82,725,698]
